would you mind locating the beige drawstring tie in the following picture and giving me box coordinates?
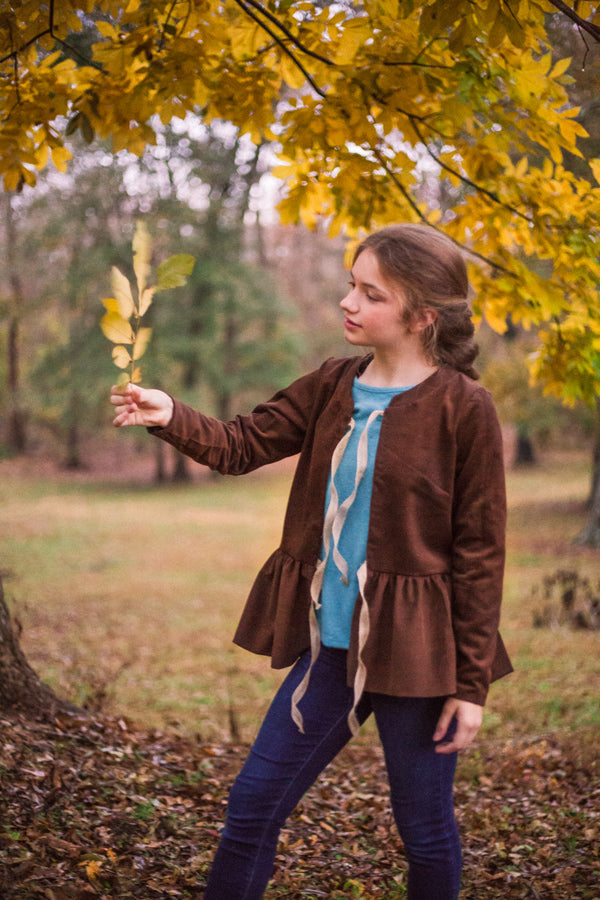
[291,410,383,735]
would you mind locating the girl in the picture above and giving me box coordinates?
[111,224,511,900]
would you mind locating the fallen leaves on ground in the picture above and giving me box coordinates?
[0,712,597,899]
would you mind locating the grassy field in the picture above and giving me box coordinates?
[1,447,599,753]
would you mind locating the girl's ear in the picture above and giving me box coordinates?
[411,307,438,334]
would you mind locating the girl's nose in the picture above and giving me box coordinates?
[340,289,357,312]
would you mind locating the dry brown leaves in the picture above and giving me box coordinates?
[0,712,598,899]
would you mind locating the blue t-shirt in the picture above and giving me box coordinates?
[317,377,412,648]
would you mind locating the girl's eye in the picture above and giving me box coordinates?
[347,280,383,302]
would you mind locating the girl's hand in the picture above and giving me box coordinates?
[111,384,174,429]
[433,697,483,754]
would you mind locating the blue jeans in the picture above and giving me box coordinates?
[204,647,461,900]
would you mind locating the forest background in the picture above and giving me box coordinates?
[1,2,600,898]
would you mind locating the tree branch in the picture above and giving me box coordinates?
[546,0,600,42]
[0,0,102,71]
[371,147,514,275]
[236,0,333,67]
[158,0,193,52]
[382,59,455,69]
[0,28,51,67]
[231,0,327,98]
[408,117,534,224]
[234,1,519,275]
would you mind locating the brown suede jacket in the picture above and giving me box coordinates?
[149,355,512,706]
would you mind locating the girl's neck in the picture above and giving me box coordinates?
[359,349,438,389]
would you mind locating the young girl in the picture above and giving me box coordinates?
[111,224,511,900]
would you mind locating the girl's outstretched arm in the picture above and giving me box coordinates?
[111,384,174,429]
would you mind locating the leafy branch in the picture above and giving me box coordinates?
[100,222,194,389]
[546,0,600,43]
[0,0,103,70]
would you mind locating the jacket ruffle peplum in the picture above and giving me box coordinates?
[149,355,512,706]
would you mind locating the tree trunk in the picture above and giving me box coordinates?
[63,390,84,469]
[0,577,80,721]
[7,317,27,453]
[587,398,600,509]
[154,438,167,484]
[576,400,600,548]
[515,430,537,466]
[172,450,191,482]
[5,197,27,454]
[576,476,600,548]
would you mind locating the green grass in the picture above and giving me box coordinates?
[1,449,599,748]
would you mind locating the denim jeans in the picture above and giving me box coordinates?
[203,646,461,900]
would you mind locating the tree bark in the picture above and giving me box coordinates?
[172,450,191,482]
[575,400,600,548]
[576,477,600,548]
[0,576,80,721]
[515,430,537,466]
[587,398,600,509]
[5,197,27,454]
[63,389,84,470]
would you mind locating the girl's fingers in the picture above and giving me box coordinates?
[435,698,483,754]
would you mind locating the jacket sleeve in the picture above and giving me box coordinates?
[450,389,507,705]
[147,368,322,475]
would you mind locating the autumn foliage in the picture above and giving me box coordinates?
[1,1,600,405]
[100,222,194,387]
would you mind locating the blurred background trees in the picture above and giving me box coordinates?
[0,122,346,479]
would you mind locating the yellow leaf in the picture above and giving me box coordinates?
[132,326,152,360]
[550,57,572,79]
[229,21,264,61]
[51,145,72,173]
[4,168,22,192]
[514,156,528,178]
[280,53,306,90]
[80,859,102,880]
[332,20,370,65]
[112,345,132,368]
[95,21,118,39]
[138,286,156,317]
[110,267,135,318]
[132,220,151,299]
[35,145,49,171]
[100,311,134,344]
[102,297,120,313]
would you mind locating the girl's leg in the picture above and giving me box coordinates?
[371,694,461,900]
[203,647,371,900]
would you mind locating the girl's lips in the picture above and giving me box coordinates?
[344,317,360,329]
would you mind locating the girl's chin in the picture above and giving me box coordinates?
[343,324,363,341]
[344,332,366,347]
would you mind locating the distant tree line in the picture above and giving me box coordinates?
[0,121,321,478]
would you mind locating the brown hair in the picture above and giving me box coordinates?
[354,224,479,379]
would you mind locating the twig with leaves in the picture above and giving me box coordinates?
[100,222,194,389]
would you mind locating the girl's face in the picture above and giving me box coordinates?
[340,250,426,357]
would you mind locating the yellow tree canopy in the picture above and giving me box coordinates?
[1,1,599,403]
